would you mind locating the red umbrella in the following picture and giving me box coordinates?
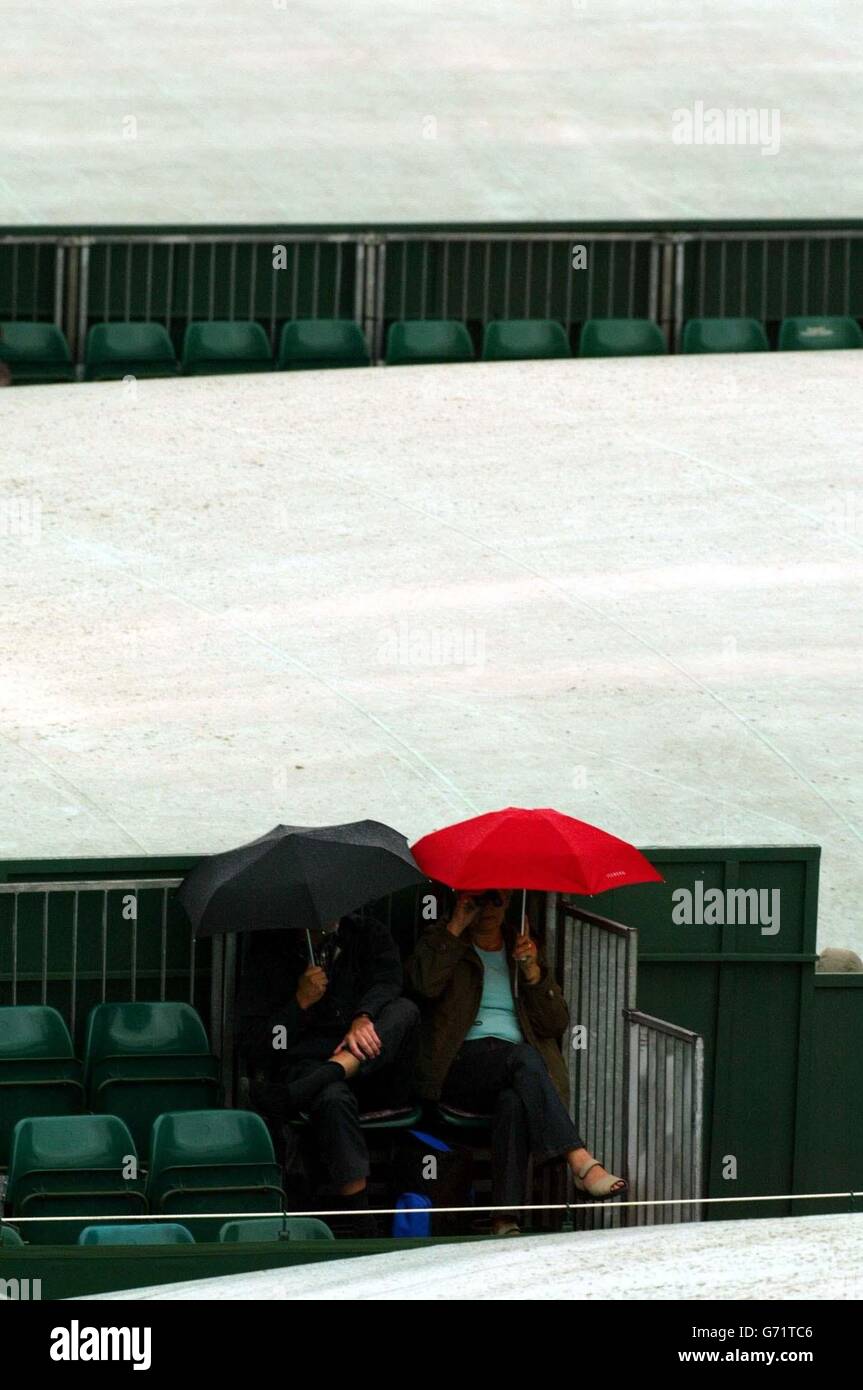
[411,807,663,896]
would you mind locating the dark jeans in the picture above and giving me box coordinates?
[441,1037,584,1213]
[282,996,419,1188]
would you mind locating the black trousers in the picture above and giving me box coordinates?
[441,1037,585,1213]
[283,996,419,1188]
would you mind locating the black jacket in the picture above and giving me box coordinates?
[236,915,403,1074]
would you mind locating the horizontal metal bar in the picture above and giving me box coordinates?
[638,952,818,963]
[626,1009,701,1044]
[0,878,183,894]
[559,906,635,937]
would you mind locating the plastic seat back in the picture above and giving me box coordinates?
[182,321,273,373]
[78,1222,194,1245]
[682,317,769,354]
[0,322,75,382]
[482,319,571,361]
[779,315,863,351]
[579,318,667,357]
[219,1217,334,1242]
[385,320,474,366]
[0,1005,75,1060]
[278,319,369,370]
[85,322,178,379]
[85,1002,211,1070]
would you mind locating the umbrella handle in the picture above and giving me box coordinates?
[305,929,316,966]
[514,888,528,999]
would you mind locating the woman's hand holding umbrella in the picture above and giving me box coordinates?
[512,923,540,984]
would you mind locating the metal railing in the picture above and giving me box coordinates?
[626,1009,704,1225]
[3,226,862,369]
[557,898,704,1228]
[0,877,228,1083]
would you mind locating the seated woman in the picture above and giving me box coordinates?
[407,889,626,1236]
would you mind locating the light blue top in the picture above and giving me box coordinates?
[465,943,524,1045]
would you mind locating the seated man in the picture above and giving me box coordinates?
[237,912,419,1228]
[407,889,626,1236]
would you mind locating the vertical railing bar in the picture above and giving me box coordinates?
[269,242,279,345]
[228,242,237,319]
[461,241,470,324]
[124,242,133,321]
[524,240,532,317]
[698,239,705,317]
[693,1037,705,1222]
[638,1027,649,1224]
[189,914,197,1005]
[10,893,19,1005]
[76,244,90,370]
[70,892,79,1038]
[647,239,659,322]
[53,244,65,327]
[673,1042,684,1219]
[503,240,512,319]
[482,241,491,326]
[333,241,342,317]
[780,239,789,320]
[145,242,154,321]
[353,241,366,325]
[544,239,553,320]
[761,240,769,325]
[581,922,592,1149]
[718,239,727,317]
[420,242,429,318]
[130,890,139,1002]
[249,242,258,329]
[400,241,408,320]
[11,242,19,318]
[104,243,112,321]
[606,241,615,317]
[291,242,300,320]
[187,242,196,327]
[312,241,320,319]
[208,242,216,321]
[564,239,575,335]
[101,891,108,1002]
[739,240,748,318]
[160,889,168,1001]
[822,237,830,316]
[165,242,174,331]
[32,242,41,318]
[373,242,386,362]
[802,238,811,314]
[681,1042,693,1221]
[41,894,49,1004]
[843,238,851,315]
[627,239,636,319]
[441,240,449,318]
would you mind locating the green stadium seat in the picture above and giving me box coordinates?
[579,318,667,357]
[0,1225,25,1247]
[0,322,76,384]
[219,1217,334,1242]
[7,1115,146,1245]
[682,317,769,354]
[481,319,571,361]
[278,319,370,371]
[182,321,273,375]
[0,1006,85,1167]
[84,1003,220,1158]
[385,320,474,366]
[435,1102,492,1130]
[779,316,863,351]
[85,322,179,380]
[148,1110,285,1241]
[78,1222,194,1245]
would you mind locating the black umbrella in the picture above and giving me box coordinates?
[177,820,428,945]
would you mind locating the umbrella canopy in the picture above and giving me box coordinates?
[178,820,428,937]
[411,807,663,896]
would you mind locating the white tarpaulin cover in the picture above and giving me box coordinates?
[1,352,860,950]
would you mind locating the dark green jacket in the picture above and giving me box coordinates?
[406,923,571,1104]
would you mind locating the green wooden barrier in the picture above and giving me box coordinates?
[566,846,821,1221]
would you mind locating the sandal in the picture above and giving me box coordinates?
[492,1219,522,1237]
[573,1158,628,1201]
